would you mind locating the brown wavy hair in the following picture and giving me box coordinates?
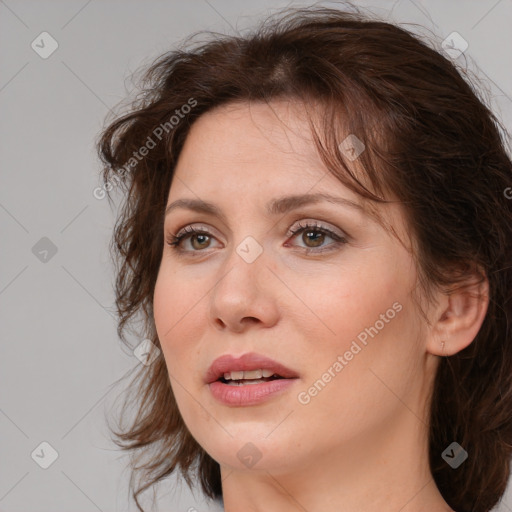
[96,3,512,511]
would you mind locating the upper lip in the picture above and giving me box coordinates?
[205,352,299,384]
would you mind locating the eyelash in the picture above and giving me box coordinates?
[165,221,348,256]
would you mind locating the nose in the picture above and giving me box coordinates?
[209,239,280,333]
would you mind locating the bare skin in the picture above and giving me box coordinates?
[153,99,488,512]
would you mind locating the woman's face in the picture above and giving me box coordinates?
[153,100,437,476]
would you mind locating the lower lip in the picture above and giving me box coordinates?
[208,378,298,406]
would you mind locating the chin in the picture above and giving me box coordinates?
[196,430,297,471]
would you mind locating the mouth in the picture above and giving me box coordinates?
[218,369,287,386]
[205,352,299,406]
[205,352,299,385]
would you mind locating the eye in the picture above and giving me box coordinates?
[166,225,220,254]
[285,221,347,254]
[165,220,348,256]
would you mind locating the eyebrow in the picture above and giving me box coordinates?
[164,193,367,222]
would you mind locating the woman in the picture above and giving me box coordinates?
[97,4,512,512]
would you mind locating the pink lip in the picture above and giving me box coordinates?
[205,352,300,407]
[204,352,299,384]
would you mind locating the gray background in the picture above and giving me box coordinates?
[1,0,511,511]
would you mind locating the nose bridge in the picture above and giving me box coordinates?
[209,232,275,329]
[234,234,266,266]
[218,233,266,295]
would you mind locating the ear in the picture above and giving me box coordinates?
[426,270,490,357]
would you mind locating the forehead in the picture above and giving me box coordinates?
[175,100,321,178]
[171,99,373,205]
[168,99,405,240]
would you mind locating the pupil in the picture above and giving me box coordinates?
[192,234,209,249]
[304,230,323,247]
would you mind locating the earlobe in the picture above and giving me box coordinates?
[426,274,490,357]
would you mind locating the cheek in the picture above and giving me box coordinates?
[291,259,420,415]
[153,268,200,370]
[293,312,421,451]
[153,262,204,334]
[292,260,405,350]
[153,271,208,421]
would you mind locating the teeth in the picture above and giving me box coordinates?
[242,369,262,379]
[223,369,278,381]
[226,379,268,386]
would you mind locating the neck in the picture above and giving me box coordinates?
[219,410,453,512]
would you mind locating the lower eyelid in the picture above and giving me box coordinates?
[166,225,347,254]
[286,229,347,251]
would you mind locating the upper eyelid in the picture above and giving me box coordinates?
[173,222,222,239]
[165,205,353,231]
[171,219,345,238]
